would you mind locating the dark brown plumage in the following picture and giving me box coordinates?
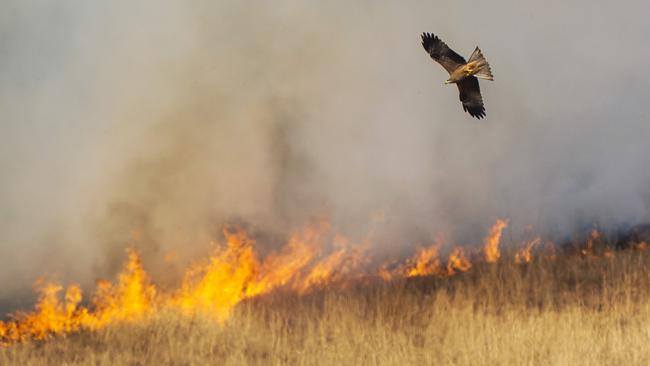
[421,32,493,119]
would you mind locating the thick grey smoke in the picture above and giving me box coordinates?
[1,1,649,308]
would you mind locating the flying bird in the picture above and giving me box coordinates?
[421,33,493,119]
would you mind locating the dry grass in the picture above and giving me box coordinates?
[3,247,650,365]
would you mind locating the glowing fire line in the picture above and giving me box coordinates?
[1,219,629,345]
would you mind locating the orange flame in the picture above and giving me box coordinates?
[405,241,443,278]
[514,237,541,264]
[172,228,260,320]
[172,222,330,320]
[483,219,508,263]
[2,217,577,345]
[446,247,472,274]
[246,225,323,297]
[297,236,368,292]
[0,249,154,343]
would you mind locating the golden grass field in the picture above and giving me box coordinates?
[2,243,650,365]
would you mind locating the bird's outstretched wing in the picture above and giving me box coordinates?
[457,76,486,119]
[421,33,466,74]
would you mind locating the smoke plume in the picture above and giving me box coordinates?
[1,1,649,310]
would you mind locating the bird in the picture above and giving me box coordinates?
[421,32,493,119]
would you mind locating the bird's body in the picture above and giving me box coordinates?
[421,33,493,119]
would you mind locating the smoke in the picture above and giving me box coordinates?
[1,1,649,308]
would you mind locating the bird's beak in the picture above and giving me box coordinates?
[444,80,451,85]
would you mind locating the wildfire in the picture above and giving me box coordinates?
[0,250,154,343]
[403,241,472,278]
[297,235,368,293]
[514,237,541,264]
[405,241,443,277]
[173,228,261,320]
[3,218,641,345]
[446,248,472,274]
[483,219,509,263]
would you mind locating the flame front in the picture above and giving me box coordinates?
[0,218,573,345]
[446,247,472,274]
[0,249,154,343]
[297,235,368,293]
[483,219,508,263]
[173,228,260,320]
[405,242,443,277]
[403,240,472,277]
[514,237,541,264]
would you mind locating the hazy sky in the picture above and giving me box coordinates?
[1,1,649,307]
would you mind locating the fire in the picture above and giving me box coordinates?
[514,237,541,264]
[403,241,472,277]
[446,247,472,274]
[298,236,368,293]
[173,228,260,320]
[405,242,443,277]
[0,250,154,343]
[91,250,156,326]
[5,283,83,342]
[245,225,323,297]
[483,219,508,263]
[173,222,331,320]
[0,218,540,345]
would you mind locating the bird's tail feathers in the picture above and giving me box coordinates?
[468,47,493,81]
